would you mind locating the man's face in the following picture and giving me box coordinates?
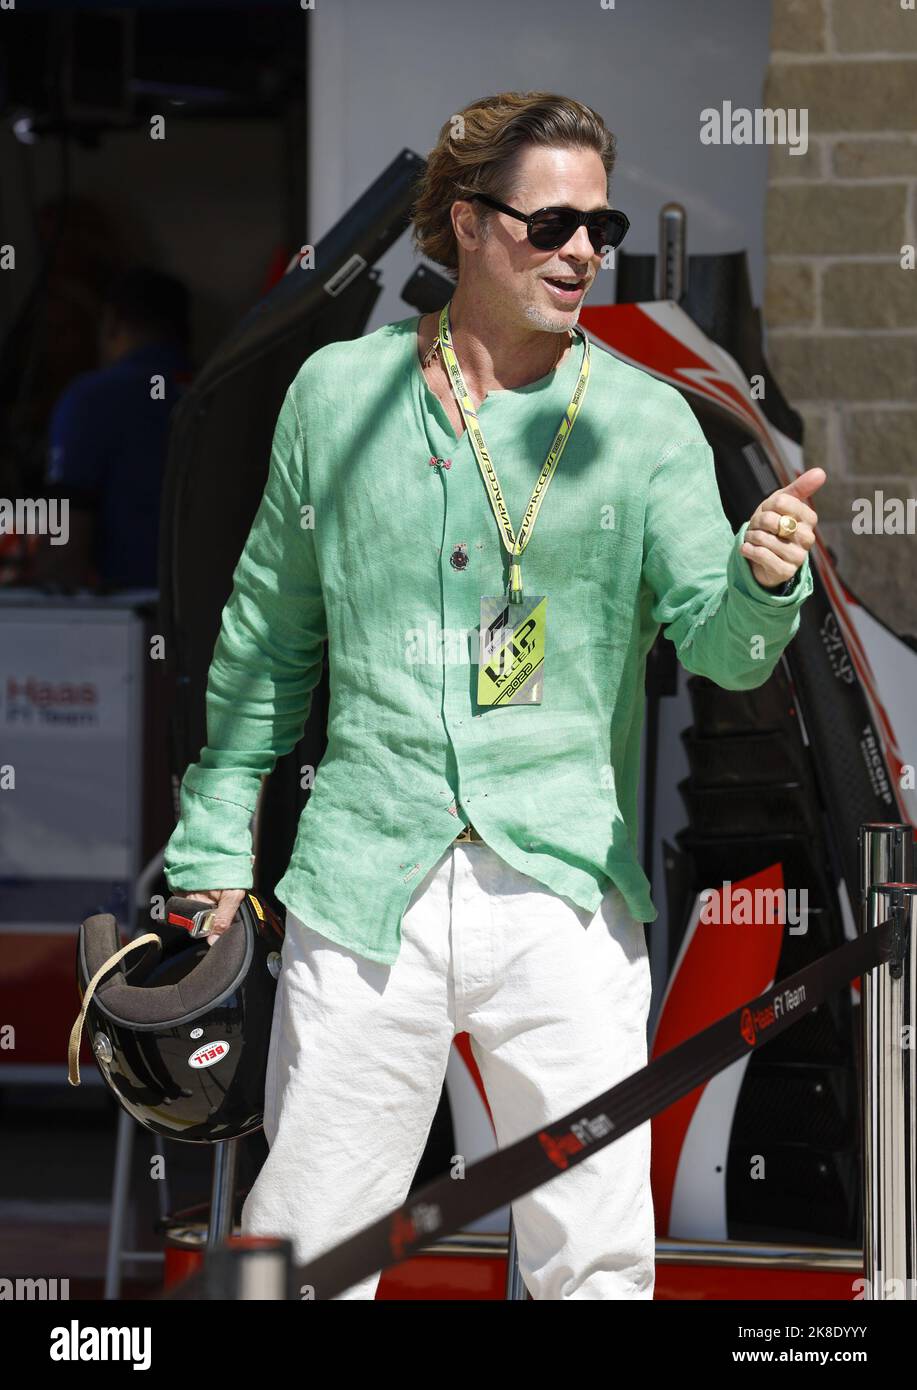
[453,144,610,333]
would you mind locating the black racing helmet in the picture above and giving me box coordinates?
[69,893,285,1143]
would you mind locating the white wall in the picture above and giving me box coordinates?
[307,0,774,331]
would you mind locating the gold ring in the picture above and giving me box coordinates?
[777,514,798,539]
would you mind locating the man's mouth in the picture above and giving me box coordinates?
[542,276,587,301]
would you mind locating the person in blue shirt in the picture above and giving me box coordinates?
[37,265,193,591]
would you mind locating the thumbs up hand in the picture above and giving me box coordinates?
[739,467,825,589]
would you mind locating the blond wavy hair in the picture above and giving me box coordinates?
[410,91,618,281]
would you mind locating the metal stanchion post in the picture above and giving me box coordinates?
[859,823,914,908]
[200,1141,292,1298]
[505,1211,529,1300]
[863,882,916,1300]
[205,1237,293,1299]
[207,1138,240,1249]
[859,820,916,1300]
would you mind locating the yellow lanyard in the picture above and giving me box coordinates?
[436,299,591,603]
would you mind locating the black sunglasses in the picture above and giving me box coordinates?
[469,192,629,254]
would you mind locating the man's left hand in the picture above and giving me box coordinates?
[740,467,826,589]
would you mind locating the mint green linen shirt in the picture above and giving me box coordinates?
[163,313,814,964]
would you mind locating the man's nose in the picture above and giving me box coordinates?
[560,223,595,265]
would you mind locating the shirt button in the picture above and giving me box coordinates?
[449,544,469,570]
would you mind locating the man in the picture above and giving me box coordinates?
[37,266,192,591]
[164,92,820,1299]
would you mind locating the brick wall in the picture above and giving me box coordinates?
[764,0,916,635]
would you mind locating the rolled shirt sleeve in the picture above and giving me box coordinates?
[163,378,328,890]
[642,437,813,692]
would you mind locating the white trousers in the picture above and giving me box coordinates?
[240,840,655,1300]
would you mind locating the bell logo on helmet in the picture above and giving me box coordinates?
[188,1040,231,1069]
